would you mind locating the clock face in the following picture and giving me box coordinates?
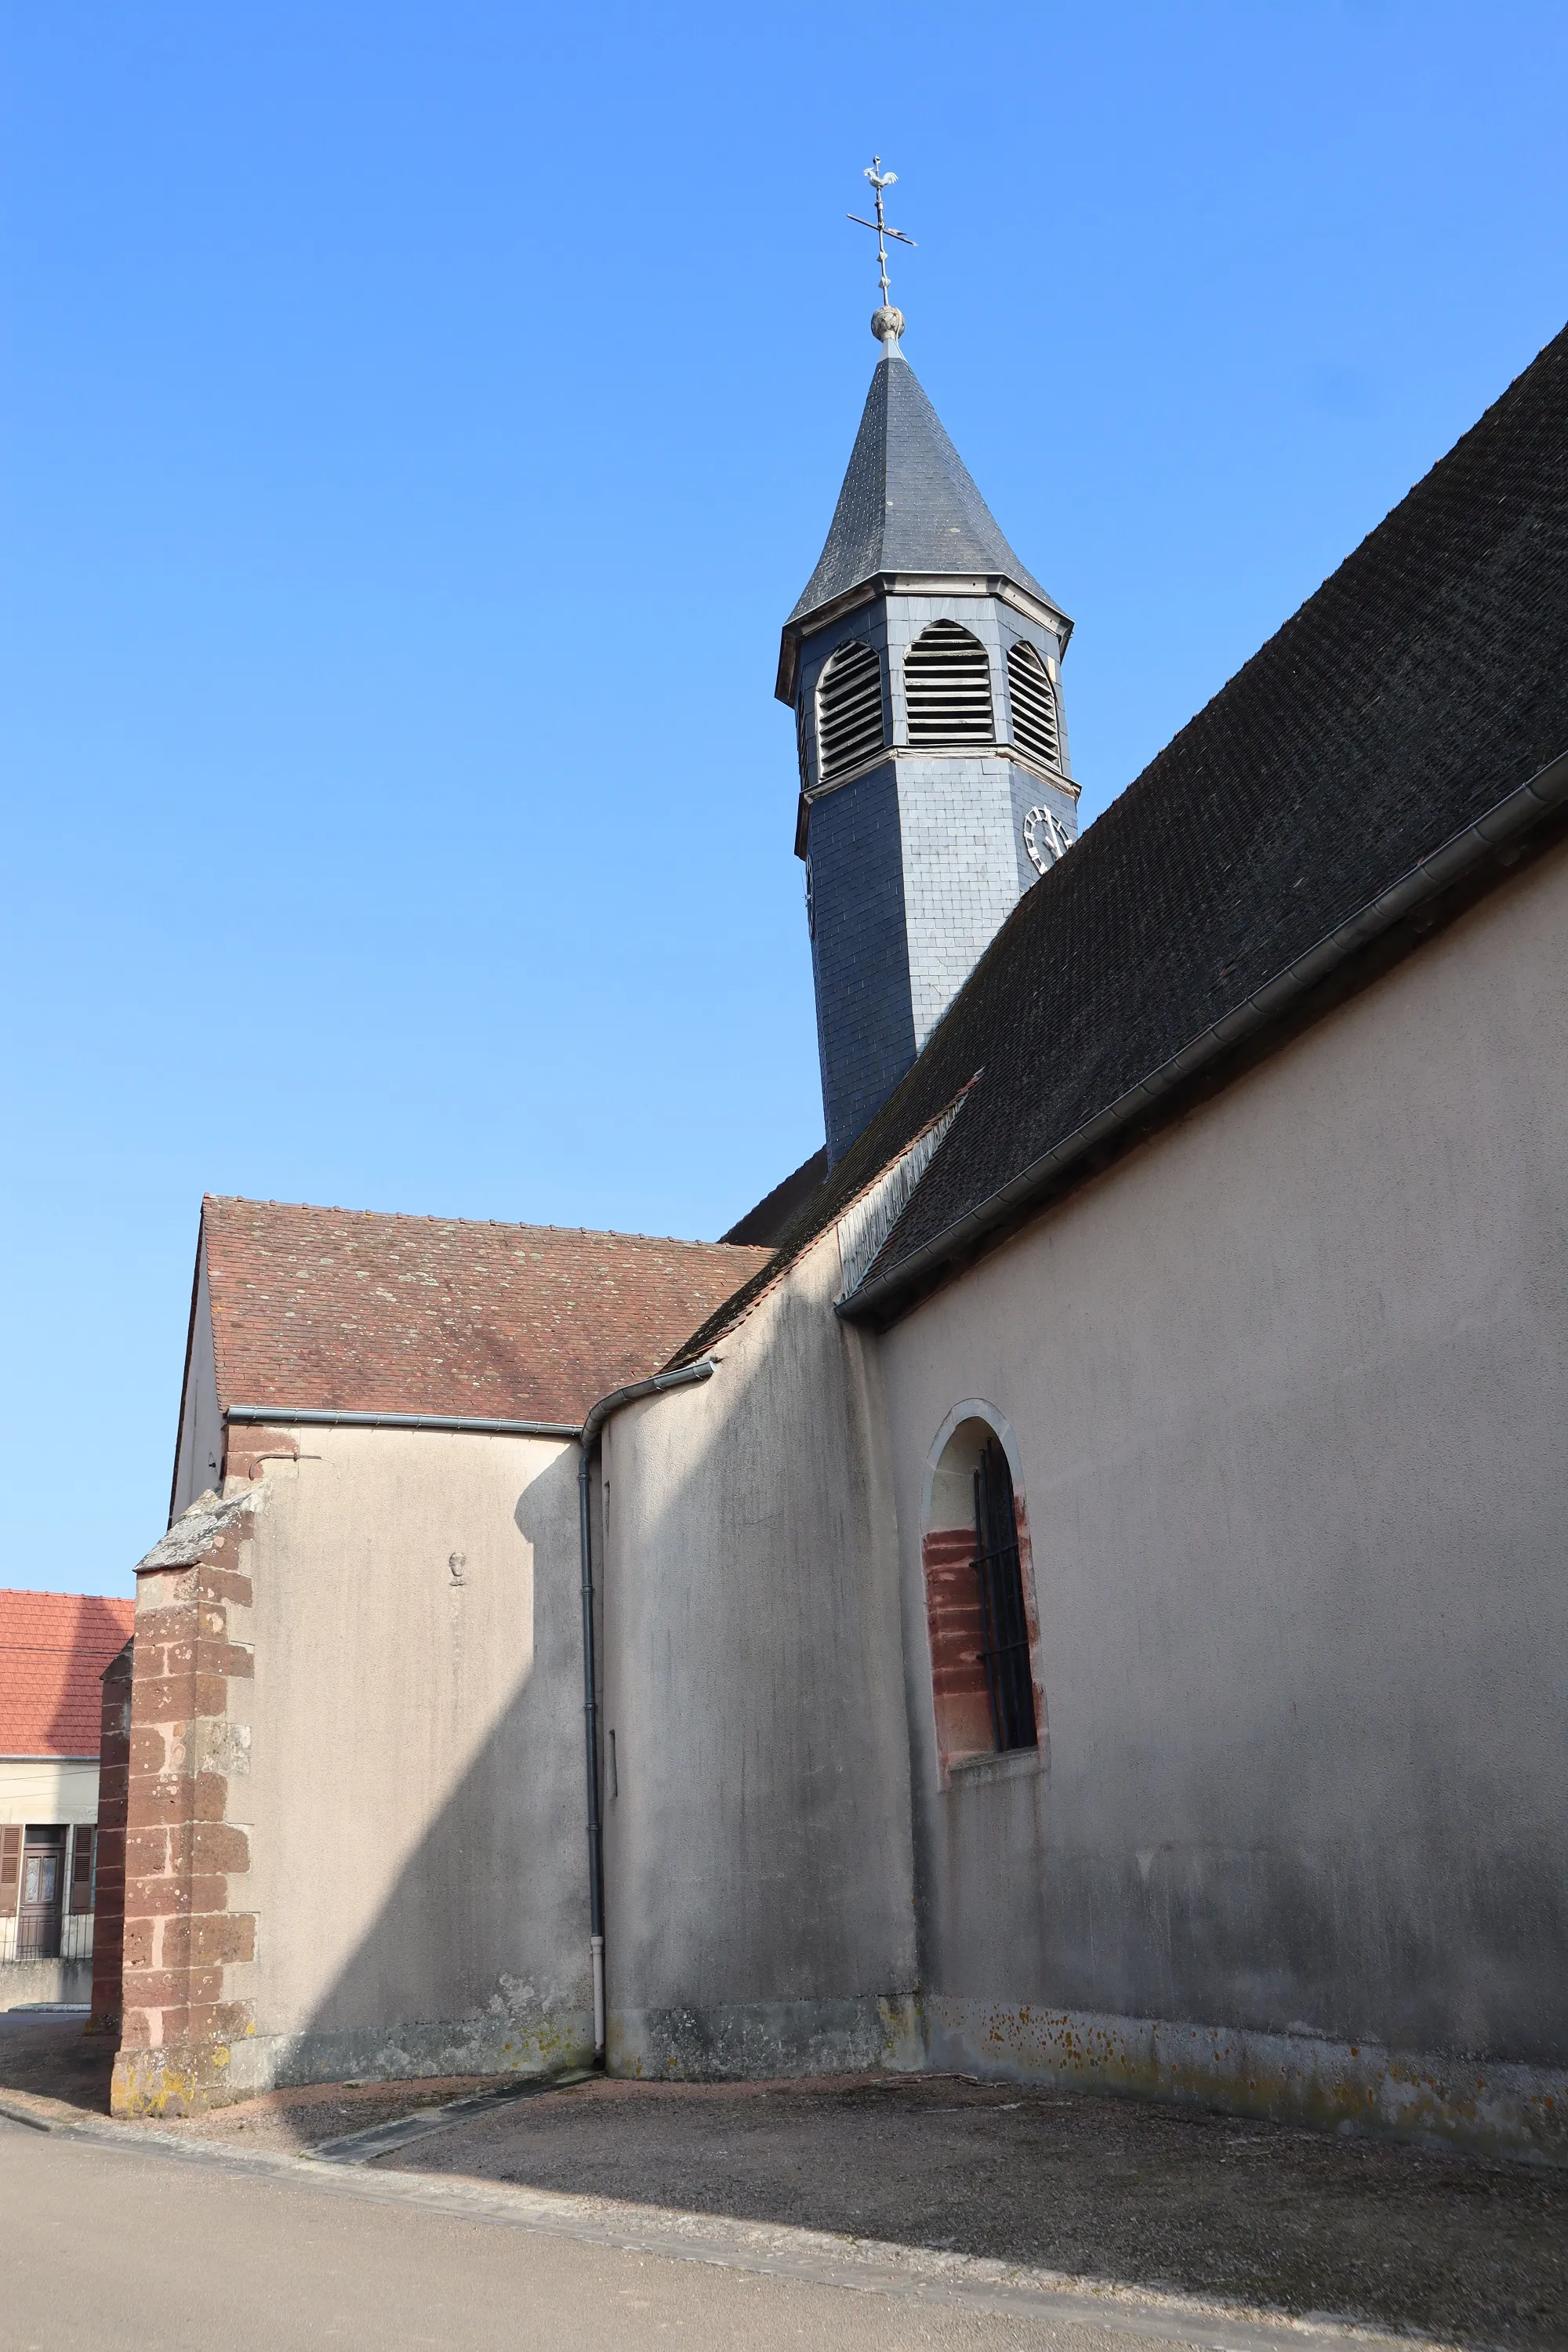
[1023,804,1070,876]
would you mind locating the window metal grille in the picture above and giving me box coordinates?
[1006,641,1062,772]
[973,1440,1037,1751]
[816,640,886,782]
[2,1911,93,1965]
[905,621,994,746]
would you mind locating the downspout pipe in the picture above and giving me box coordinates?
[577,1356,719,2063]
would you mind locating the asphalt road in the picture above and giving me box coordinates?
[0,2115,1384,2352]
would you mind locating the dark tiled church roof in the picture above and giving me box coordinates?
[785,350,1057,633]
[720,1148,828,1246]
[201,1198,771,1427]
[683,319,1568,1353]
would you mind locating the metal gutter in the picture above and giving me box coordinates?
[840,744,1568,1329]
[223,1406,580,1439]
[576,1357,720,2061]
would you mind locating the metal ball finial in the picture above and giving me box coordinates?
[848,159,916,339]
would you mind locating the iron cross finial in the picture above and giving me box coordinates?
[848,155,916,346]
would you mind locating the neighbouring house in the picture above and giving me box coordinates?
[1,1591,135,2009]
[98,310,1568,2160]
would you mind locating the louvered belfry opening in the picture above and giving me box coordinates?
[904,620,995,746]
[815,639,886,783]
[1006,641,1062,772]
[973,1440,1037,1752]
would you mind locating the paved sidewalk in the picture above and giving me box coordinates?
[5,2120,1187,2352]
[5,2013,1563,2348]
[0,2007,118,2125]
[155,2071,1566,2347]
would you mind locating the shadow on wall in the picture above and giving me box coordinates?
[281,1443,594,2087]
[280,1232,1568,2114]
[595,1251,924,2079]
[287,1257,923,2092]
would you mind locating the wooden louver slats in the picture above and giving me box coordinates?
[70,1825,96,1914]
[904,621,994,746]
[0,1825,20,1920]
[1006,641,1062,771]
[816,641,886,783]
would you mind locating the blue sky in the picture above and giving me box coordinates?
[4,1,1566,1595]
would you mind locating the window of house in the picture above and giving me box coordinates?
[815,640,886,782]
[923,1413,1040,1773]
[904,620,994,746]
[1006,641,1062,772]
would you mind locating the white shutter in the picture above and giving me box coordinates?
[1006,641,1062,772]
[904,622,994,746]
[815,641,886,782]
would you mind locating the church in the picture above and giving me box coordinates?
[95,296,1568,2163]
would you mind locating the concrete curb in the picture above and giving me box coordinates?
[12,2103,1459,2352]
[312,2068,599,2162]
[0,2090,93,2132]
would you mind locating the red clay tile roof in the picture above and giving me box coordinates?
[199,1197,772,1426]
[0,1591,136,1757]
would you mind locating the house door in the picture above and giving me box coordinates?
[19,1831,64,1961]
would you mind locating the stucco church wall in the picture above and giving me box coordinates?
[878,837,1568,2156]
[222,1425,592,2095]
[601,1232,920,2078]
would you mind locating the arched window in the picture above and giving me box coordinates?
[923,1410,1039,1771]
[815,640,886,783]
[1006,641,1062,772]
[904,621,994,746]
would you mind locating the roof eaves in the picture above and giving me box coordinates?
[776,571,1073,707]
[840,742,1568,1330]
[663,1083,980,1370]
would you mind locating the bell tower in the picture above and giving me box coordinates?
[779,263,1078,1167]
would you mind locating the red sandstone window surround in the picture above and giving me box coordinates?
[921,1407,1045,1784]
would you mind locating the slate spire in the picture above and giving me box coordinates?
[784,348,1059,641]
[783,328,1079,1169]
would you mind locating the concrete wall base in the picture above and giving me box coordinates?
[922,1998,1568,2166]
[113,2006,596,2114]
[608,1990,1566,2165]
[609,1995,924,2081]
[112,2037,238,2116]
[0,1958,93,2012]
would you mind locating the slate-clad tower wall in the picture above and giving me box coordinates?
[806,757,915,1160]
[781,340,1080,1166]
